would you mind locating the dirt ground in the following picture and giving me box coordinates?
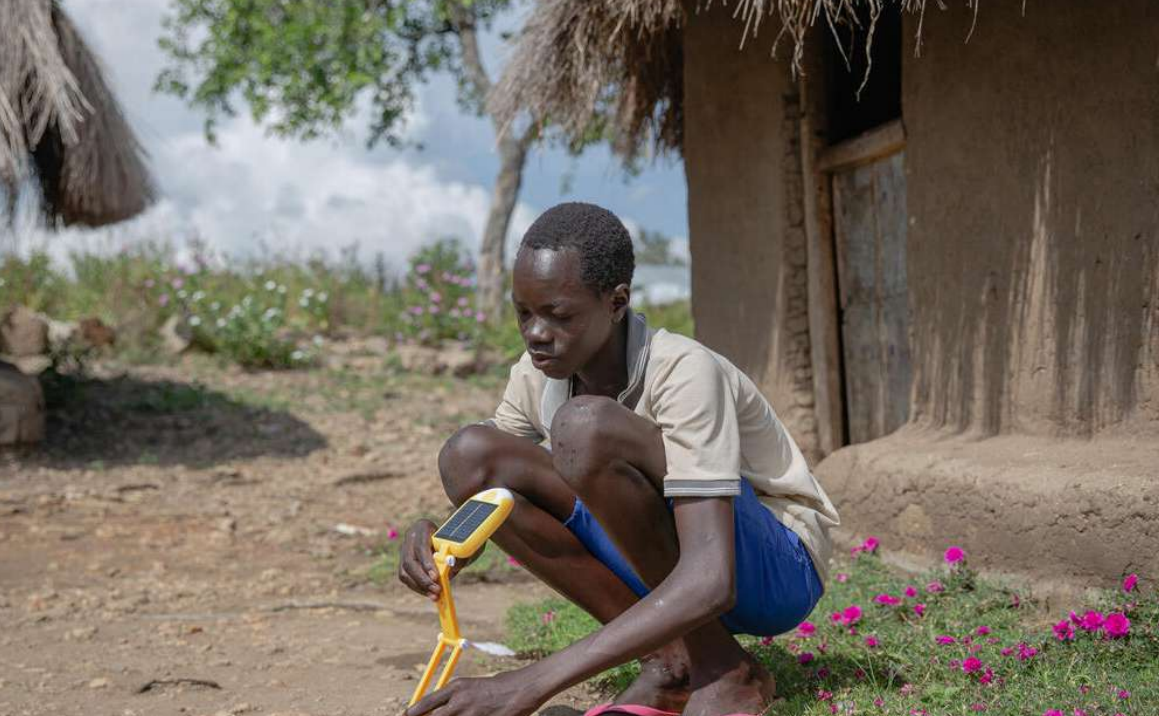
[0,353,595,716]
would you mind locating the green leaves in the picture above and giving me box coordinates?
[155,0,513,146]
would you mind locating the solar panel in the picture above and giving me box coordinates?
[435,499,500,543]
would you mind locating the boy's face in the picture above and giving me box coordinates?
[511,247,627,380]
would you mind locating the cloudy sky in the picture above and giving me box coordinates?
[16,0,689,275]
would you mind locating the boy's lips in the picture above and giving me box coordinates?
[530,352,557,366]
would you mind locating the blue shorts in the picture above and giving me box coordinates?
[563,478,823,636]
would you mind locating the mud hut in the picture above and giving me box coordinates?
[494,0,1159,586]
[1,0,154,226]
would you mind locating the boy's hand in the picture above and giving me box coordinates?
[397,518,483,600]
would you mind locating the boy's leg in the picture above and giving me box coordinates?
[439,397,774,714]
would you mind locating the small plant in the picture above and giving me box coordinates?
[186,280,323,369]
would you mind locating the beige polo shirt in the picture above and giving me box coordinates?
[486,312,840,587]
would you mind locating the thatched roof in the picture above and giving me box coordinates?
[0,0,154,227]
[491,0,929,159]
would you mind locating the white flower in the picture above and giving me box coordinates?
[317,292,328,302]
[210,301,221,311]
[0,278,7,287]
[243,295,253,306]
[299,297,310,307]
[189,315,202,327]
[291,350,305,361]
[177,289,188,299]
[216,318,227,328]
[192,290,205,302]
[302,288,314,298]
[277,284,287,294]
[312,335,324,346]
[264,280,277,291]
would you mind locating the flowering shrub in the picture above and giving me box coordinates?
[395,239,484,346]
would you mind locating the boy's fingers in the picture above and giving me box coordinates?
[405,681,455,716]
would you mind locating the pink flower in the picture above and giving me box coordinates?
[799,652,815,665]
[759,636,774,646]
[429,291,442,303]
[865,635,880,648]
[171,277,185,289]
[416,263,431,274]
[873,698,885,708]
[854,668,867,680]
[1053,620,1075,641]
[1117,689,1131,700]
[457,296,470,307]
[841,605,863,625]
[900,683,914,696]
[1017,642,1038,661]
[474,311,487,323]
[797,621,817,637]
[816,689,834,701]
[816,666,831,679]
[1078,685,1090,695]
[1073,710,1088,716]
[830,611,843,624]
[1069,610,1083,625]
[862,536,880,553]
[1043,711,1063,716]
[1123,573,1138,593]
[927,581,945,593]
[1000,647,1014,657]
[913,603,926,617]
[961,657,984,673]
[428,305,440,314]
[836,573,849,583]
[979,668,994,685]
[386,528,399,540]
[158,293,170,307]
[935,635,956,645]
[944,546,966,564]
[1103,612,1131,638]
[874,593,901,606]
[541,610,556,624]
[1079,610,1105,632]
[971,705,988,712]
[506,556,521,567]
[904,585,918,598]
[975,625,991,636]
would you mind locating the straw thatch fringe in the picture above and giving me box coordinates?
[491,0,939,158]
[0,0,154,227]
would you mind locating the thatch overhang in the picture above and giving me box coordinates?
[490,0,932,159]
[1,0,155,227]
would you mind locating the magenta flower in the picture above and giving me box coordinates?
[854,668,867,680]
[759,636,774,646]
[1078,685,1090,695]
[865,635,880,648]
[979,668,995,685]
[797,621,817,637]
[1123,573,1138,593]
[913,603,926,617]
[975,625,991,636]
[829,611,843,624]
[1103,612,1131,638]
[962,657,984,674]
[873,698,885,708]
[836,573,849,583]
[970,705,987,712]
[158,293,170,307]
[816,666,831,679]
[1079,610,1105,632]
[899,683,914,695]
[874,593,901,606]
[429,291,442,303]
[863,536,880,552]
[428,305,440,314]
[927,581,945,593]
[841,605,863,625]
[506,556,521,567]
[387,528,399,540]
[944,546,966,564]
[1073,710,1088,716]
[457,296,469,307]
[799,652,815,665]
[416,263,431,274]
[1043,711,1063,716]
[1000,647,1014,657]
[904,585,918,598]
[541,610,556,624]
[935,635,956,645]
[1053,620,1075,641]
[474,311,487,323]
[1069,610,1083,625]
[816,689,833,701]
[1017,642,1038,661]
[408,305,424,315]
[1117,689,1131,700]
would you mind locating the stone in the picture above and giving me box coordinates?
[0,361,45,444]
[391,341,488,377]
[0,306,48,356]
[160,315,193,355]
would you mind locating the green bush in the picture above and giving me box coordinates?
[394,238,485,346]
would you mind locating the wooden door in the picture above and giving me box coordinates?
[831,150,911,444]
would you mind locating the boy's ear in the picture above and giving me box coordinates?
[610,283,631,322]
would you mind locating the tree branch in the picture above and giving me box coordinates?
[446,2,491,109]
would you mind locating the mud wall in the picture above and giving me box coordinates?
[903,0,1159,437]
[682,4,819,459]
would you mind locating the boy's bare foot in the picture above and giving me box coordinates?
[610,647,692,713]
[682,654,776,716]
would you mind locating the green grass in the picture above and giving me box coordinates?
[367,538,522,586]
[506,549,1155,715]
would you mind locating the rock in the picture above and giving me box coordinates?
[0,306,48,356]
[2,354,52,375]
[88,677,110,689]
[160,315,193,355]
[0,361,45,444]
[391,341,489,377]
[79,317,116,348]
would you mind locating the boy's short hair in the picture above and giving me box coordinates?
[518,202,635,294]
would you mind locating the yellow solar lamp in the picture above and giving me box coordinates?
[409,487,516,707]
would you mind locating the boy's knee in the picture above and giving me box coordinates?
[438,424,499,505]
[550,395,621,485]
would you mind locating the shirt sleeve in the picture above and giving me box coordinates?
[481,356,543,441]
[651,348,743,498]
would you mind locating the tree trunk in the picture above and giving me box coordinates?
[476,132,530,324]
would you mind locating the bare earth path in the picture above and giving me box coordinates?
[0,354,592,716]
